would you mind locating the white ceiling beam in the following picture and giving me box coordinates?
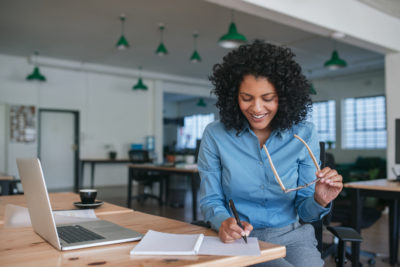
[206,0,400,54]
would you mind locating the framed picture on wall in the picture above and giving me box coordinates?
[9,105,36,143]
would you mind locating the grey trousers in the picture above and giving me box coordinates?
[250,221,324,267]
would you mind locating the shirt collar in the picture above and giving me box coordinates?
[236,121,286,139]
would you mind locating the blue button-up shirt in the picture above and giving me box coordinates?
[198,120,330,231]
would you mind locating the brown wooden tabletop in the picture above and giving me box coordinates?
[0,211,285,266]
[344,178,400,192]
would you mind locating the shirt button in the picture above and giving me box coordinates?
[259,161,263,165]
[260,185,265,189]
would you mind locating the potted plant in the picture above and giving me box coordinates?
[104,144,117,160]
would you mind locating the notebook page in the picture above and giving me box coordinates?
[130,230,204,255]
[198,236,260,256]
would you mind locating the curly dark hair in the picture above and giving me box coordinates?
[210,40,312,133]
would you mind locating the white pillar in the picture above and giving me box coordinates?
[385,53,400,178]
[154,80,164,163]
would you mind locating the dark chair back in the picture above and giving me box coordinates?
[312,142,327,253]
[129,150,150,163]
[194,139,201,163]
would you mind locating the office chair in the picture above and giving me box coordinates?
[128,150,163,205]
[328,193,380,266]
[321,150,380,266]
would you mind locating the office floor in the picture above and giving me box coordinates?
[98,185,394,267]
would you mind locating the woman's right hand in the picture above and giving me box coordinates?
[218,217,253,243]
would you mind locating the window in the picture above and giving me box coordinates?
[343,96,386,149]
[177,113,215,150]
[308,100,336,148]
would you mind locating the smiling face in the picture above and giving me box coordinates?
[238,75,279,137]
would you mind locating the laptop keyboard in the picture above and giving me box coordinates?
[57,225,105,244]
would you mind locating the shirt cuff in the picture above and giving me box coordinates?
[311,198,332,220]
[209,212,231,231]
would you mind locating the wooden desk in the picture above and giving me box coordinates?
[344,179,400,265]
[79,158,131,191]
[0,211,286,266]
[128,164,200,221]
[0,192,132,224]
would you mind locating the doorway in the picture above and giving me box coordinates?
[38,109,79,191]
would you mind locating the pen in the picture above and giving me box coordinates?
[229,199,247,244]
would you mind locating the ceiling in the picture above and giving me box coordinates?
[0,0,385,83]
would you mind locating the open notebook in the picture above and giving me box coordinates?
[130,230,260,256]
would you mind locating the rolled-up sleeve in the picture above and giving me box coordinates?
[198,126,230,231]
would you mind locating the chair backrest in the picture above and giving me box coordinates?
[194,139,201,163]
[319,142,326,168]
[128,150,150,163]
[312,141,328,253]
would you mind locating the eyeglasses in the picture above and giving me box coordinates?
[262,134,321,193]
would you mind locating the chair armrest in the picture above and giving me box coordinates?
[327,226,362,242]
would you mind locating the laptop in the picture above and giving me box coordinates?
[16,158,143,251]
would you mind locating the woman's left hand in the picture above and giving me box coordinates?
[314,167,343,207]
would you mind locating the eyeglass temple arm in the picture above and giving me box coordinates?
[293,134,321,171]
[262,144,286,192]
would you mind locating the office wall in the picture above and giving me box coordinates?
[311,70,386,163]
[0,53,210,188]
[0,104,6,172]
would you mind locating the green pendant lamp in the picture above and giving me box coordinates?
[190,32,202,63]
[116,14,129,50]
[26,51,46,82]
[218,11,247,49]
[196,98,207,107]
[156,24,168,56]
[133,67,148,90]
[324,41,347,70]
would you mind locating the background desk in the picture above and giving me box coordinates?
[127,164,200,221]
[0,175,19,195]
[0,205,286,266]
[344,179,400,265]
[79,158,131,191]
[0,192,132,224]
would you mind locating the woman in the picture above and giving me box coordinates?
[198,41,343,266]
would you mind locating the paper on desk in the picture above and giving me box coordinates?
[131,230,204,255]
[130,230,260,256]
[198,236,260,256]
[4,204,98,228]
